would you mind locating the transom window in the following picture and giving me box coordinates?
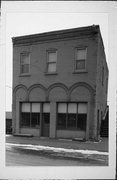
[47,50,57,73]
[57,102,87,130]
[75,48,87,71]
[20,52,30,74]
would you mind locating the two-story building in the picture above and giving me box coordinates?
[12,25,108,141]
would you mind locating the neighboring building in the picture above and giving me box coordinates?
[6,111,12,134]
[12,25,108,141]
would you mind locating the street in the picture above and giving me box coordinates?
[6,148,92,166]
[7,149,82,166]
[6,143,108,166]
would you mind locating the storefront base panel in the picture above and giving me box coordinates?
[20,128,40,137]
[56,130,86,139]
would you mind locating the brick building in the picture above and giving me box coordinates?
[12,25,108,140]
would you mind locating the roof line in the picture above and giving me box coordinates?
[12,25,100,45]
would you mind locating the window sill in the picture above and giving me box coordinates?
[73,70,88,74]
[45,72,58,75]
[19,73,31,77]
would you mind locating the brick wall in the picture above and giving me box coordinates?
[12,27,108,140]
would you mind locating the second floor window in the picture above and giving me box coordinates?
[75,48,87,71]
[20,53,30,74]
[47,51,57,73]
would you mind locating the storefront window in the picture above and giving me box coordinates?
[21,103,40,128]
[21,113,30,127]
[77,103,87,130]
[57,103,67,129]
[31,103,40,127]
[67,103,77,128]
[57,102,87,130]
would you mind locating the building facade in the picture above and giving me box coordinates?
[12,25,108,140]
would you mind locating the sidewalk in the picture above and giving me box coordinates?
[6,135,108,165]
[6,135,108,152]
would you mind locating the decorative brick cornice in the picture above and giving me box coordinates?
[12,25,100,46]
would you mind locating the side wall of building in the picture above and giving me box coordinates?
[95,34,109,139]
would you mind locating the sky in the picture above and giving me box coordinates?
[1,1,112,111]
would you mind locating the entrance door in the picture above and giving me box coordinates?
[41,103,50,137]
[42,113,50,137]
[97,109,100,137]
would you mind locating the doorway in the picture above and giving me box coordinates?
[42,113,50,137]
[41,103,50,137]
[97,109,100,138]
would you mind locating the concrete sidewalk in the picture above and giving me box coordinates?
[6,135,108,152]
[6,135,108,165]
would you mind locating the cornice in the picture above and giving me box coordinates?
[12,25,100,46]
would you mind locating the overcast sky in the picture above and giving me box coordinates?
[1,1,114,111]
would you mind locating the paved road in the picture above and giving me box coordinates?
[6,150,87,166]
[6,144,107,166]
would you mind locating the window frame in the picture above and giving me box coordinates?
[57,102,87,131]
[20,102,41,128]
[20,52,30,75]
[74,47,87,73]
[57,103,67,129]
[46,49,57,74]
[20,102,50,128]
